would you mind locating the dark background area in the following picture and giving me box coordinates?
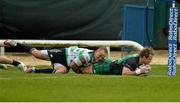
[0,0,153,40]
[0,0,179,49]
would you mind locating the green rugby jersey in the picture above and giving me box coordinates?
[114,54,139,65]
[93,58,112,74]
[93,54,140,75]
[112,54,140,74]
[65,46,94,67]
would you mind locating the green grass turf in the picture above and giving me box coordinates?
[0,65,180,102]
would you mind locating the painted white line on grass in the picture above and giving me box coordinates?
[0,75,169,80]
[148,75,169,77]
[93,74,168,78]
[0,76,59,80]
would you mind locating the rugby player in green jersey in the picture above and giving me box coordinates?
[3,40,108,74]
[75,48,153,76]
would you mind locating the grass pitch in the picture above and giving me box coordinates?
[0,65,180,102]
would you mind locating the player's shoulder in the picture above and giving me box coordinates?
[68,46,79,49]
[128,53,139,58]
[104,58,113,63]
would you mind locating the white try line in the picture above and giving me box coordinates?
[0,76,59,80]
[0,74,169,80]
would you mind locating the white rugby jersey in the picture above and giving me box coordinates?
[65,46,94,67]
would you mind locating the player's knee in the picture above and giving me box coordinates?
[55,68,68,74]
[54,64,69,74]
[31,50,43,58]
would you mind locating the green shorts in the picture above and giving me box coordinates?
[93,59,112,74]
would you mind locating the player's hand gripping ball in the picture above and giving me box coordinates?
[139,64,151,76]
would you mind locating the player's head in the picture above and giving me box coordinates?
[93,47,108,62]
[139,48,154,65]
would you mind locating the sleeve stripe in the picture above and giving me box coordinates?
[74,59,82,66]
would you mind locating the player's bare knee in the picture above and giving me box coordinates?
[54,66,68,74]
[31,50,43,59]
[55,69,68,74]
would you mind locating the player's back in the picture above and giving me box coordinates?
[66,46,94,66]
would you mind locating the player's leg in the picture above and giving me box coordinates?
[0,56,26,71]
[24,48,69,74]
[31,50,50,60]
[0,56,13,64]
[24,63,68,74]
[0,56,8,69]
[24,67,54,73]
[4,40,33,53]
[0,64,7,70]
[4,40,50,60]
[54,63,69,74]
[48,48,69,74]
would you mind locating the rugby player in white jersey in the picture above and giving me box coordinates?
[4,40,108,74]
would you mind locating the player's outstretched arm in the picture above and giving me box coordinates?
[122,67,136,75]
[122,65,151,76]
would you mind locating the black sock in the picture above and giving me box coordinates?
[12,60,20,67]
[14,43,34,53]
[34,68,54,73]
